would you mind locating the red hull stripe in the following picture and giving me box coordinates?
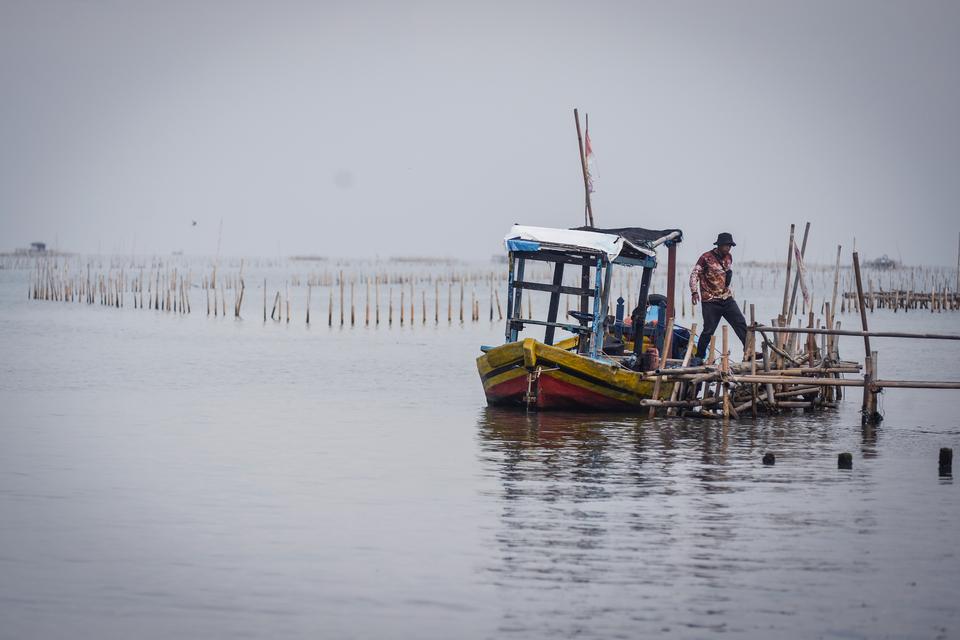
[484,374,529,405]
[483,370,644,411]
[537,374,637,410]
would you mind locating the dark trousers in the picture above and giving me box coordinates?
[695,298,747,359]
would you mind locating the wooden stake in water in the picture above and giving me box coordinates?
[830,245,841,330]
[489,281,494,321]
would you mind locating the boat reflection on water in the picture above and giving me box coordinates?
[473,407,885,637]
[476,406,811,475]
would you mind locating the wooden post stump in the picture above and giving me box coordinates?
[940,448,953,476]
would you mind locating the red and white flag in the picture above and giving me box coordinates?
[585,125,597,193]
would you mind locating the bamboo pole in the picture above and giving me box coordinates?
[864,350,880,421]
[781,224,795,318]
[573,108,594,226]
[852,251,873,357]
[787,221,810,320]
[731,375,866,387]
[722,325,730,419]
[830,246,842,326]
[667,322,697,416]
[647,318,675,418]
[873,379,960,389]
[749,306,758,417]
[726,374,960,390]
[775,386,822,399]
[642,398,720,408]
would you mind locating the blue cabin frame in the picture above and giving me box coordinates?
[503,240,659,360]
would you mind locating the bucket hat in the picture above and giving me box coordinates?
[714,232,736,247]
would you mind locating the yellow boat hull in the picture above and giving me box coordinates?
[477,338,674,411]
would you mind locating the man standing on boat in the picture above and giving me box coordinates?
[690,232,748,361]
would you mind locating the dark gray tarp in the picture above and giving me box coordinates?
[573,226,683,246]
[572,226,682,261]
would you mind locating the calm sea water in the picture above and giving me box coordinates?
[1,261,957,639]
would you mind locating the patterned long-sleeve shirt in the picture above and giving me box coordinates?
[689,249,733,303]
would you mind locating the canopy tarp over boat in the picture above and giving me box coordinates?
[504,224,682,263]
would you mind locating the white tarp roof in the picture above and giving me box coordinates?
[504,225,654,260]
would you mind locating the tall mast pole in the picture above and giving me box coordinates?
[574,108,594,227]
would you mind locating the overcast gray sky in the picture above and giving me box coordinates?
[1,0,958,264]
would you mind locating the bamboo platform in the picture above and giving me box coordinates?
[639,244,960,423]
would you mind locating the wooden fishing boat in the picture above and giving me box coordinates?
[477,225,687,411]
